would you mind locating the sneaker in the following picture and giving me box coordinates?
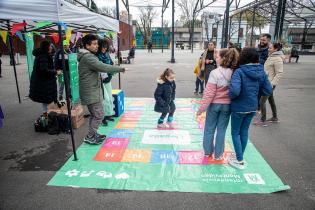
[194,91,198,95]
[253,120,268,127]
[267,117,280,123]
[83,135,95,144]
[199,92,203,95]
[94,134,106,144]
[105,116,115,122]
[102,118,108,126]
[214,155,224,161]
[167,122,175,129]
[157,123,168,129]
[228,158,245,170]
[204,154,212,158]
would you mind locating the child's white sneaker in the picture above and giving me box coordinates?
[157,123,168,129]
[228,158,245,170]
[166,122,175,129]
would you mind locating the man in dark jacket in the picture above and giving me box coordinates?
[29,41,61,116]
[201,41,217,86]
[256,33,271,65]
[289,47,299,63]
[54,40,72,101]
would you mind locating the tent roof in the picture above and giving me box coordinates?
[0,0,119,32]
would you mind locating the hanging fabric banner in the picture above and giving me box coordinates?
[35,21,52,29]
[25,32,34,80]
[12,22,27,35]
[52,33,59,44]
[16,31,24,42]
[0,30,8,44]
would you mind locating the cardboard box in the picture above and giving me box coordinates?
[48,104,86,129]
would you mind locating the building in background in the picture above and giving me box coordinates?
[135,27,171,49]
[202,12,247,48]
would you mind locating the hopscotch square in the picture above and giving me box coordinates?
[121,149,152,163]
[142,130,191,145]
[102,138,129,149]
[244,173,266,185]
[151,150,179,164]
[178,151,206,165]
[108,129,133,138]
[94,148,125,162]
[115,122,138,129]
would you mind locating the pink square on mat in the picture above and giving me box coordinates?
[178,151,207,165]
[102,138,129,149]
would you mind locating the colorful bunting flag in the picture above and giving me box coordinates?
[52,33,59,44]
[70,34,76,43]
[35,21,52,29]
[12,22,26,35]
[75,32,82,42]
[0,30,8,44]
[66,28,72,43]
[16,31,24,42]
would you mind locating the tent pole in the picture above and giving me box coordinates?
[58,24,78,161]
[6,20,21,104]
[116,0,121,89]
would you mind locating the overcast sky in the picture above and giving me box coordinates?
[95,0,255,26]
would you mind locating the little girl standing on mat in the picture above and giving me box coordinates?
[154,68,176,129]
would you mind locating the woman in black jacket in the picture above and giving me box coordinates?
[29,41,61,116]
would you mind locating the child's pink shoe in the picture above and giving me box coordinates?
[157,123,168,129]
[167,122,176,129]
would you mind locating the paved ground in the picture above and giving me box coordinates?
[0,49,314,210]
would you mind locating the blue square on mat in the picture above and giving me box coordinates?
[151,150,179,164]
[108,129,133,138]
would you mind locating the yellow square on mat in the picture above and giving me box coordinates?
[115,122,137,129]
[121,149,152,163]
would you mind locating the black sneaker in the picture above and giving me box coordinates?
[102,118,108,126]
[83,135,95,144]
[93,134,106,144]
[105,116,115,122]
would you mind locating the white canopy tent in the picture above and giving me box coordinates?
[0,0,119,32]
[0,0,120,160]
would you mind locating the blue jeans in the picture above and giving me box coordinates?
[195,77,204,93]
[203,104,231,158]
[231,112,256,161]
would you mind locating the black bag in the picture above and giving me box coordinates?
[48,112,60,135]
[57,113,71,134]
[34,115,48,132]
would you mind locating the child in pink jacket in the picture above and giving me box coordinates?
[196,48,239,160]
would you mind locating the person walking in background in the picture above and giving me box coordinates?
[228,48,272,170]
[289,47,299,63]
[97,38,116,126]
[78,34,125,145]
[201,41,217,85]
[29,41,61,117]
[194,55,204,95]
[148,41,153,53]
[196,48,239,160]
[154,68,176,129]
[54,40,72,101]
[254,43,284,126]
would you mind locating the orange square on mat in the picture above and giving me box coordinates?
[121,149,152,163]
[115,122,137,129]
[94,148,125,162]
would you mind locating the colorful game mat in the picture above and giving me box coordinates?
[48,98,290,193]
